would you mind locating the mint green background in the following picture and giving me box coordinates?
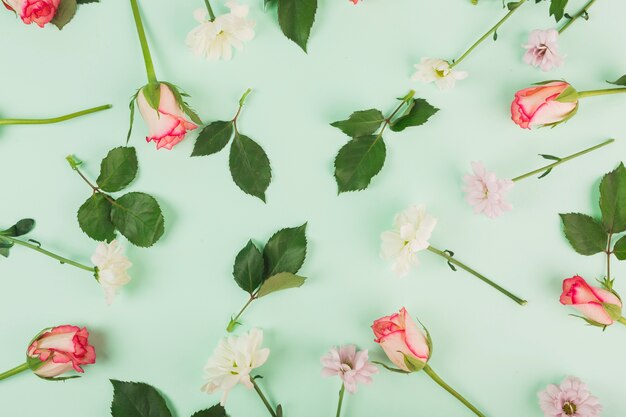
[1,1,625,416]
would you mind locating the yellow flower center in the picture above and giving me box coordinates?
[562,402,577,415]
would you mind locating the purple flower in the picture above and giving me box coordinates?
[462,162,514,219]
[321,345,378,393]
[523,29,565,72]
[539,376,602,417]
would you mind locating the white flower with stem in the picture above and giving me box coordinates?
[91,240,132,305]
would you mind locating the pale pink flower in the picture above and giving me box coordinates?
[462,162,514,219]
[523,29,565,72]
[538,376,602,417]
[321,345,377,393]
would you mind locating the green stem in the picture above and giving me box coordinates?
[129,0,158,84]
[558,0,598,34]
[226,296,256,332]
[0,363,29,381]
[511,138,614,182]
[450,0,526,68]
[251,378,278,417]
[373,90,415,144]
[336,385,345,417]
[6,237,95,273]
[606,234,613,282]
[427,246,527,305]
[0,105,111,126]
[577,88,626,99]
[618,317,626,325]
[423,365,486,417]
[203,0,216,20]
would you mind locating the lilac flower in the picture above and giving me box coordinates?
[523,29,565,72]
[539,376,602,417]
[321,345,378,393]
[462,162,514,219]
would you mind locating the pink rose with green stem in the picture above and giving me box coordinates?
[0,325,95,381]
[372,308,488,417]
[127,0,201,150]
[560,275,625,327]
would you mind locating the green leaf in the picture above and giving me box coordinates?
[540,154,561,161]
[78,194,116,242]
[402,354,426,373]
[126,92,139,145]
[613,235,626,260]
[507,1,524,10]
[560,213,608,255]
[263,224,308,277]
[191,121,234,157]
[607,75,626,86]
[0,236,13,250]
[555,86,579,103]
[330,109,385,138]
[191,405,228,417]
[390,99,439,132]
[334,135,386,193]
[110,380,173,417]
[603,302,622,321]
[111,192,165,248]
[549,0,568,22]
[96,147,138,192]
[1,219,35,237]
[141,83,161,112]
[233,240,265,294]
[162,82,202,125]
[229,133,272,202]
[277,0,317,52]
[257,272,306,297]
[599,163,626,233]
[0,247,10,258]
[51,0,77,29]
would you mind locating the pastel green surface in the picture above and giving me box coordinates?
[1,1,625,416]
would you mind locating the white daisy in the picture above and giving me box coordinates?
[412,57,468,90]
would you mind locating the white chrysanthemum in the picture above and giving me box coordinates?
[186,1,255,61]
[201,328,270,405]
[91,240,132,305]
[412,57,468,90]
[380,205,437,277]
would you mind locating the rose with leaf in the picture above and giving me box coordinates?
[2,0,100,29]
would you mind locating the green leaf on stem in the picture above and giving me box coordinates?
[78,194,116,242]
[607,75,626,86]
[555,86,579,103]
[613,235,626,260]
[402,354,426,373]
[507,1,524,10]
[110,380,173,417]
[540,154,561,161]
[277,0,317,52]
[263,224,308,277]
[257,272,306,297]
[330,109,385,138]
[192,121,234,157]
[0,236,13,258]
[191,404,228,417]
[96,147,138,192]
[162,82,203,125]
[389,99,439,132]
[559,213,608,255]
[1,219,35,237]
[549,0,568,22]
[0,247,10,258]
[51,0,77,30]
[126,91,140,144]
[233,240,265,294]
[334,135,386,193]
[141,83,161,113]
[229,133,272,202]
[111,192,165,247]
[599,163,626,233]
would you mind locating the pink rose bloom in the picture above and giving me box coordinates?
[27,325,96,378]
[321,345,378,393]
[462,161,514,219]
[137,83,198,150]
[538,376,602,417]
[523,29,565,72]
[3,0,60,27]
[371,307,430,372]
[511,81,578,129]
[560,276,623,326]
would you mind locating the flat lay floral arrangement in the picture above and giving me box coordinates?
[1,0,625,416]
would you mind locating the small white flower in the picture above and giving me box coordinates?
[412,57,468,90]
[380,204,437,277]
[186,1,255,61]
[91,240,132,305]
[201,328,270,405]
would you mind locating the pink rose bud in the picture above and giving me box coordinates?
[27,325,96,378]
[137,83,198,150]
[511,81,578,129]
[560,276,623,326]
[3,0,60,27]
[371,307,430,372]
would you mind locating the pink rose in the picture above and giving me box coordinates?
[137,83,198,150]
[27,325,96,378]
[3,0,60,28]
[560,276,623,326]
[511,81,578,129]
[371,307,430,372]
